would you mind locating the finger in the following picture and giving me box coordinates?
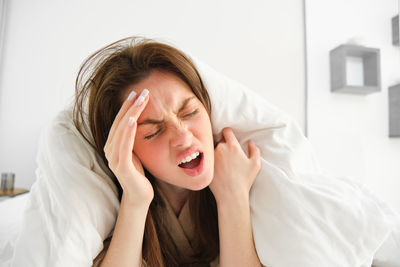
[108,117,138,168]
[248,140,261,162]
[115,90,150,163]
[111,89,149,145]
[119,116,137,166]
[107,90,138,143]
[123,89,150,122]
[221,127,239,146]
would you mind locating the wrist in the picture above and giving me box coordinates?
[215,193,250,211]
[211,183,249,204]
[121,192,152,210]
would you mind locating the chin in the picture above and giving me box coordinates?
[188,171,214,191]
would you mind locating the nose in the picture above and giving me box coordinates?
[169,122,193,148]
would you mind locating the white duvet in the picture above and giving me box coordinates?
[3,57,400,267]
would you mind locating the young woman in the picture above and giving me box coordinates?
[73,37,262,267]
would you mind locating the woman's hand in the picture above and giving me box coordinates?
[104,89,154,206]
[210,128,263,267]
[209,127,261,205]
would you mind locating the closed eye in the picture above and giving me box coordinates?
[183,109,199,118]
[145,128,162,139]
[144,109,199,140]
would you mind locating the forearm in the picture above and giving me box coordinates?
[100,195,150,267]
[217,196,262,267]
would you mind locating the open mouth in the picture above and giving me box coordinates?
[178,152,203,169]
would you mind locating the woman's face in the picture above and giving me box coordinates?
[124,70,214,191]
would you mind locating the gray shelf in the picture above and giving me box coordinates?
[330,44,381,94]
[389,84,400,137]
[393,15,399,46]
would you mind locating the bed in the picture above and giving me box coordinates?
[0,193,29,263]
[1,55,400,267]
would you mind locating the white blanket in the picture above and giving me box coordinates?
[4,57,400,267]
[0,194,29,262]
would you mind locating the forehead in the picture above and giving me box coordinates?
[126,70,196,117]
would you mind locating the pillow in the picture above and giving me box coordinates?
[6,54,399,267]
[9,109,120,267]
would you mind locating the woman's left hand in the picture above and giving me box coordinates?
[209,127,261,204]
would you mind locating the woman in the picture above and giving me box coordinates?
[73,37,262,267]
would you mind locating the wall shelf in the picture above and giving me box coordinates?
[389,84,400,137]
[329,44,381,94]
[392,15,399,46]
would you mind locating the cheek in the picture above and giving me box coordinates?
[193,112,212,139]
[133,139,169,173]
[134,141,157,165]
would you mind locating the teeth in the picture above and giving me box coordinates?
[179,152,200,165]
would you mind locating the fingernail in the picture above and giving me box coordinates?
[141,88,149,98]
[128,117,135,126]
[133,89,149,106]
[127,91,137,101]
[134,96,145,106]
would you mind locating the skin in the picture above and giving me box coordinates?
[101,69,263,267]
[127,70,215,213]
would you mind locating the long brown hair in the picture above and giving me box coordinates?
[73,37,219,266]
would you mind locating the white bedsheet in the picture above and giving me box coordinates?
[0,194,29,263]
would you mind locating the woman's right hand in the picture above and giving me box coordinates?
[104,89,154,206]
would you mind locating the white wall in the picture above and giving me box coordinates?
[0,0,305,189]
[0,0,6,65]
[305,0,400,212]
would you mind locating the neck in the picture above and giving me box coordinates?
[156,180,190,216]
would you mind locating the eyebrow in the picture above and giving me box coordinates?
[137,96,196,127]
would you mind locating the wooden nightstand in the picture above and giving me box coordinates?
[0,188,29,197]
